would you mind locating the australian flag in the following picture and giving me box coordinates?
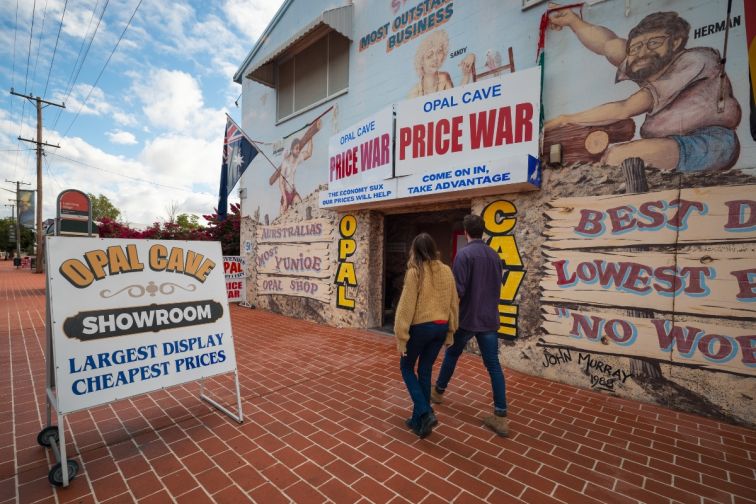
[218,115,258,220]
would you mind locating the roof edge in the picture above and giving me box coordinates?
[233,0,295,84]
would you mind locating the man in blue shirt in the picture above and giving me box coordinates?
[432,214,509,436]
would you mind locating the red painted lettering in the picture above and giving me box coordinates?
[412,124,426,158]
[697,334,733,361]
[553,259,576,286]
[607,206,636,233]
[569,313,603,341]
[495,105,513,146]
[668,199,705,229]
[724,200,756,230]
[451,116,463,152]
[652,319,702,355]
[515,102,533,142]
[731,268,756,300]
[435,118,450,155]
[736,335,756,365]
[399,127,411,160]
[637,201,666,229]
[575,209,604,235]
[469,109,495,149]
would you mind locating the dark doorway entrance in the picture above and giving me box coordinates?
[382,207,469,331]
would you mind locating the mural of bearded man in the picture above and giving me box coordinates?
[545,8,742,173]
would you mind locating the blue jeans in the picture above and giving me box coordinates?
[435,329,507,416]
[400,322,447,427]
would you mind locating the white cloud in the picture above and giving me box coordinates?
[132,69,203,130]
[57,84,112,116]
[106,130,138,145]
[223,0,282,42]
[112,111,139,127]
[131,68,226,139]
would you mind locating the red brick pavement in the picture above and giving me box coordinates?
[0,260,754,503]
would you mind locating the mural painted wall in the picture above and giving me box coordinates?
[235,0,755,425]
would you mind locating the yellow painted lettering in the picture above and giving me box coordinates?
[195,259,216,282]
[166,247,185,273]
[83,249,108,280]
[488,235,522,267]
[126,244,144,271]
[335,262,357,285]
[339,239,356,260]
[184,250,204,276]
[339,215,357,237]
[482,200,516,235]
[107,246,132,274]
[498,325,517,336]
[59,259,94,288]
[337,284,355,309]
[500,270,525,301]
[149,244,168,271]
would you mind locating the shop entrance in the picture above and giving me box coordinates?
[382,207,470,331]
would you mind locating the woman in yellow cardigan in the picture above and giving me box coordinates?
[394,233,459,438]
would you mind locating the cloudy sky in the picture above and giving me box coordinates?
[0,0,283,227]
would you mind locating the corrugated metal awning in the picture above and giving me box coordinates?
[244,5,353,88]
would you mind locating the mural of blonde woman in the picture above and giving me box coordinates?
[409,29,454,97]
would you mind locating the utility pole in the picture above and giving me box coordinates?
[4,180,31,260]
[11,88,65,273]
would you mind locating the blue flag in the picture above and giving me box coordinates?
[218,115,258,220]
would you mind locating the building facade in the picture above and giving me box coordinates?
[234,0,756,426]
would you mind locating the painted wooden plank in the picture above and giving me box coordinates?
[256,274,332,303]
[544,184,756,249]
[539,306,755,376]
[541,247,756,318]
[255,243,332,278]
[257,219,334,243]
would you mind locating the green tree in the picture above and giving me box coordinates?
[176,213,201,230]
[88,193,121,221]
[0,217,35,256]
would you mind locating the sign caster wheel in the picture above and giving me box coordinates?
[37,426,59,447]
[48,460,79,487]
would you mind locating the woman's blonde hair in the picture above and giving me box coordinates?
[414,29,449,78]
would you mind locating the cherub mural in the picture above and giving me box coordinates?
[268,118,322,214]
[544,7,742,173]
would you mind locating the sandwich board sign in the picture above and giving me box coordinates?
[40,237,242,486]
[223,256,247,303]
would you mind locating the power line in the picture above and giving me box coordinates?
[47,152,215,197]
[64,0,143,137]
[66,0,110,98]
[31,0,50,95]
[24,0,37,93]
[42,153,63,193]
[11,0,18,91]
[43,0,68,99]
[52,0,101,129]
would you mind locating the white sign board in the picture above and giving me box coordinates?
[394,66,541,198]
[320,107,395,208]
[223,256,246,303]
[46,237,238,414]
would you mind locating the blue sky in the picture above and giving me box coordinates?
[0,0,283,227]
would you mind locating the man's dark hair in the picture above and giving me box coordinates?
[291,138,301,151]
[463,214,485,239]
[627,12,690,53]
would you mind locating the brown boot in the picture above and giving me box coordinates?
[483,414,509,437]
[430,388,444,404]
